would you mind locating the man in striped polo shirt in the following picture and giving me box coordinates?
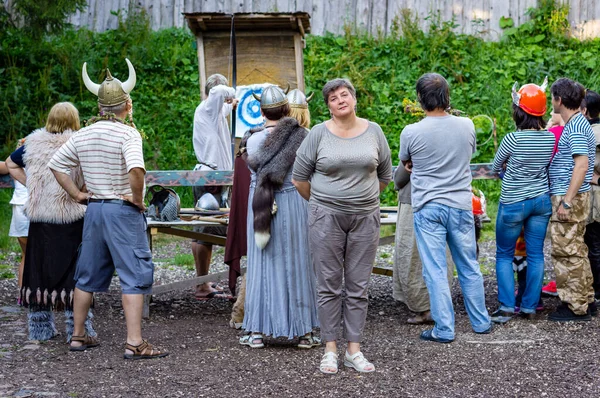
[50,59,168,359]
[548,78,596,322]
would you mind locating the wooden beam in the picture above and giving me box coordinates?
[297,18,305,37]
[203,30,295,38]
[293,32,304,92]
[154,227,226,245]
[378,236,395,246]
[150,270,230,295]
[372,266,393,277]
[197,32,206,100]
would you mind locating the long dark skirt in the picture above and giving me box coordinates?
[20,219,84,311]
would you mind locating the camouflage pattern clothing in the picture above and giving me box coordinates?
[550,192,594,315]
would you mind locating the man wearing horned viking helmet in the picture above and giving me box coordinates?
[50,59,168,359]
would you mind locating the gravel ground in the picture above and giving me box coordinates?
[1,238,600,398]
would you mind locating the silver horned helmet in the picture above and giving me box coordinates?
[82,58,137,107]
[252,84,290,109]
[286,89,315,109]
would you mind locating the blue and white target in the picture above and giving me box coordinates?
[235,84,270,137]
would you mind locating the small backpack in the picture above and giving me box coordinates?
[147,185,180,221]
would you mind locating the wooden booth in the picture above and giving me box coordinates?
[184,12,311,99]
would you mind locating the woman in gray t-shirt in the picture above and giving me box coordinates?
[292,78,392,375]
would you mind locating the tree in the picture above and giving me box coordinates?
[1,0,87,39]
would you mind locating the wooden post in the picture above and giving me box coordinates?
[142,294,151,319]
[294,32,305,92]
[197,32,206,100]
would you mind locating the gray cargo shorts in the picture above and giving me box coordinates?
[74,201,154,294]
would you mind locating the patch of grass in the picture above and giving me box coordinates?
[380,224,395,238]
[172,253,195,271]
[380,252,391,259]
[480,200,498,242]
[0,190,20,252]
[0,264,16,279]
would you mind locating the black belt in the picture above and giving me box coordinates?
[89,198,139,209]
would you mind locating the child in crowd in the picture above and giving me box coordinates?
[7,139,29,303]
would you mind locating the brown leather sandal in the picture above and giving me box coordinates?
[123,340,169,360]
[69,334,99,352]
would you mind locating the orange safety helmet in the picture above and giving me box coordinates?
[472,189,486,216]
[511,77,548,117]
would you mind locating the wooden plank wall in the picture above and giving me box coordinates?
[5,0,600,39]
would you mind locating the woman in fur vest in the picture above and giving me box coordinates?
[239,85,320,349]
[7,102,96,342]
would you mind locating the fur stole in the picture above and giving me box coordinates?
[247,117,307,249]
[23,128,86,224]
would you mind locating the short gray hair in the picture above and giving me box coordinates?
[322,78,356,105]
[205,74,229,96]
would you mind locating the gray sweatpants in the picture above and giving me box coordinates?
[308,204,380,342]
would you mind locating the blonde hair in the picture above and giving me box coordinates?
[289,107,311,129]
[45,102,80,133]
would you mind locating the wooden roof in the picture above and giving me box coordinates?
[183,12,310,37]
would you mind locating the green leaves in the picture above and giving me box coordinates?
[499,17,514,29]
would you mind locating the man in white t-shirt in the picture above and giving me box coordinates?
[192,74,238,299]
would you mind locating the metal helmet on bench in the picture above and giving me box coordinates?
[287,89,315,109]
[511,77,548,117]
[82,58,137,106]
[253,84,290,109]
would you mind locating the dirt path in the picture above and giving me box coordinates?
[1,240,599,398]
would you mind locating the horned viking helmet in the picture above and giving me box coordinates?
[82,58,137,107]
[286,89,314,109]
[252,84,290,109]
[511,76,548,117]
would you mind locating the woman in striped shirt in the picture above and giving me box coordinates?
[490,80,556,324]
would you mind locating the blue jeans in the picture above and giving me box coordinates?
[414,202,491,340]
[496,194,551,314]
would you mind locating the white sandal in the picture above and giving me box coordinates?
[344,351,375,373]
[319,351,338,374]
[239,333,264,348]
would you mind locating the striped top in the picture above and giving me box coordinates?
[548,113,596,196]
[48,121,145,200]
[492,130,555,204]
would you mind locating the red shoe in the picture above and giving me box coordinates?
[541,281,558,297]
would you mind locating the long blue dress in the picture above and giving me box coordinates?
[242,128,320,339]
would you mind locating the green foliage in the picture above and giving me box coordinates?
[0,263,15,279]
[502,0,570,42]
[0,190,19,252]
[1,0,87,39]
